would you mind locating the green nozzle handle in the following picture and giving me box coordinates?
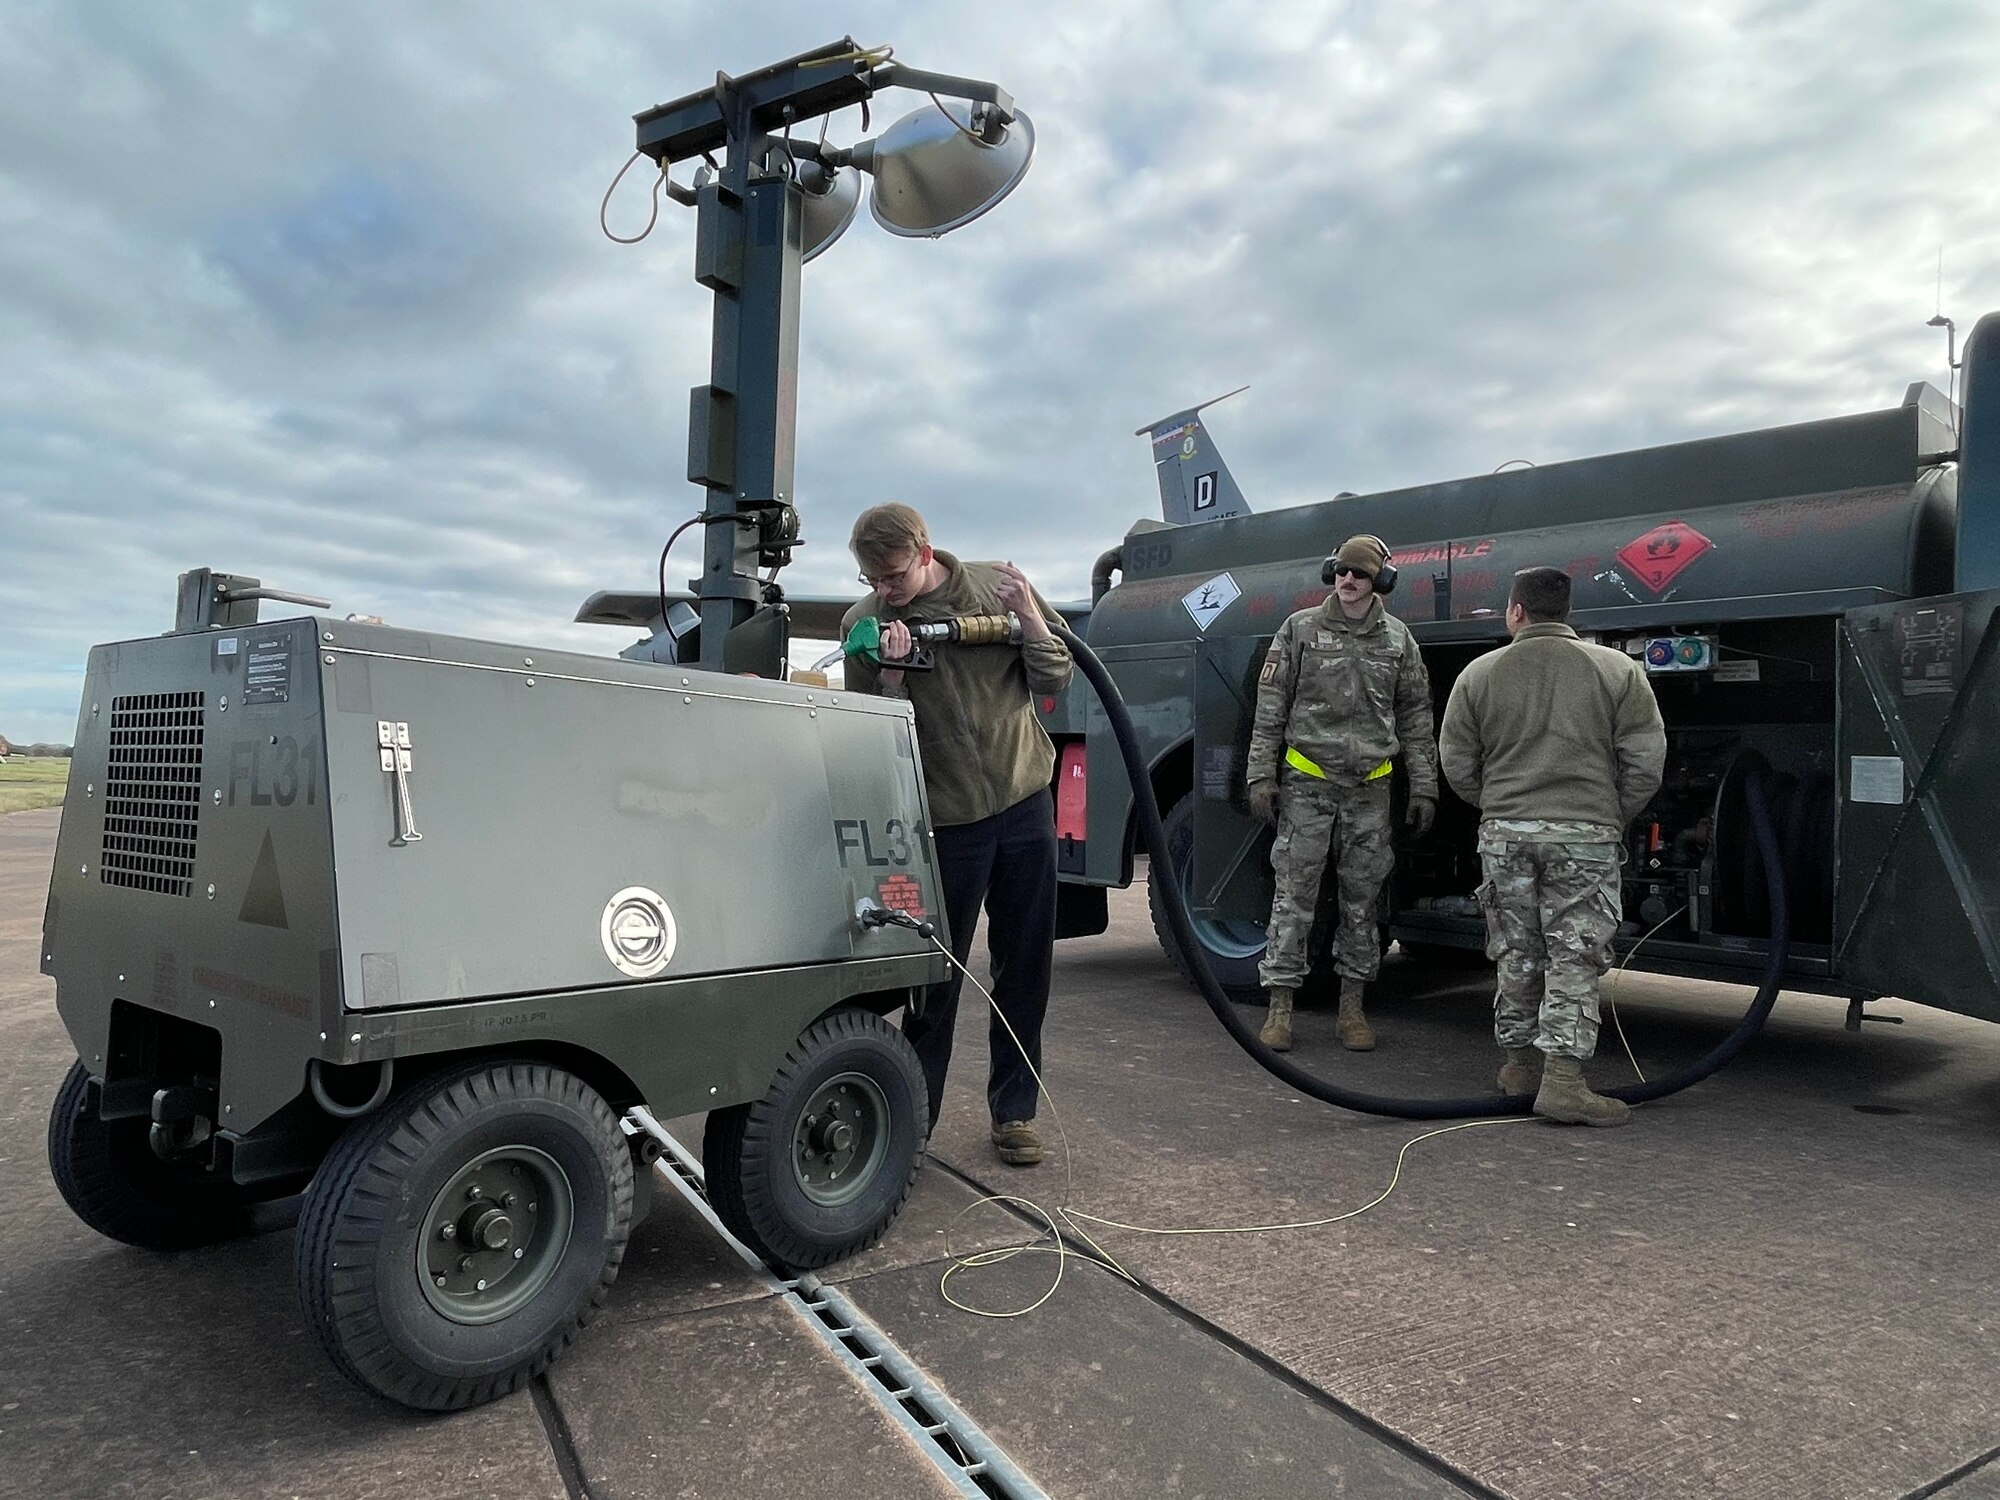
[843,616,886,662]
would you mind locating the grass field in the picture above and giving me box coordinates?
[0,758,69,815]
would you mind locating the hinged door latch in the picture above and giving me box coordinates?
[377,720,423,844]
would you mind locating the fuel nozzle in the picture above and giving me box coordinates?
[841,613,1022,670]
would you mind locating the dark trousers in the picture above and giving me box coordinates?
[905,788,1057,1128]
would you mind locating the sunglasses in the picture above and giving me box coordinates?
[1331,564,1373,579]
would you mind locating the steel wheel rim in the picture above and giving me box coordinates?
[1177,849,1268,961]
[417,1145,575,1325]
[791,1070,891,1208]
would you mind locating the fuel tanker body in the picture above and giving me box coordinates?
[1051,325,2000,1028]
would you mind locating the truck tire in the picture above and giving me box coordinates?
[704,1008,926,1271]
[295,1060,633,1411]
[47,1059,258,1251]
[1148,792,1270,1005]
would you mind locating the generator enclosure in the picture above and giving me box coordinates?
[41,617,949,1178]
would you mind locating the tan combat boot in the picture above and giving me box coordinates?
[1334,978,1376,1051]
[1259,987,1295,1052]
[1497,1047,1542,1094]
[1533,1056,1631,1127]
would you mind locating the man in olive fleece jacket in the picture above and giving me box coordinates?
[843,503,1073,1167]
[1438,566,1665,1126]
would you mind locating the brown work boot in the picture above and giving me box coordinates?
[991,1119,1044,1166]
[1334,979,1375,1051]
[1497,1047,1542,1094]
[1533,1056,1631,1127]
[1258,987,1295,1052]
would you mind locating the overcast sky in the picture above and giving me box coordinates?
[4,1,1997,743]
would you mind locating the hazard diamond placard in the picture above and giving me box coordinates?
[1616,521,1713,594]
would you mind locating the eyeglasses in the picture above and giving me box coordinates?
[858,556,923,589]
[1331,564,1373,579]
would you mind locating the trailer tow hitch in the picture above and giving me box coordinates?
[148,1084,217,1160]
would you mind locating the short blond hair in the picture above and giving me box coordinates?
[849,503,929,573]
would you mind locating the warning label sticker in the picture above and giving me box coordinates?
[876,874,927,919]
[244,634,293,705]
[1182,573,1241,633]
[1614,522,1713,595]
[1849,756,1904,805]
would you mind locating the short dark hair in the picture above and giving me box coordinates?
[1509,566,1571,623]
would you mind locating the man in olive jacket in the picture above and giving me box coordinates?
[843,503,1073,1167]
[1245,534,1439,1053]
[1438,566,1666,1126]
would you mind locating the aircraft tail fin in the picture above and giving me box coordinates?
[1135,385,1252,524]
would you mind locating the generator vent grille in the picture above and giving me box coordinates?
[100,691,206,897]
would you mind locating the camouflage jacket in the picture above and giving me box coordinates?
[1247,596,1438,798]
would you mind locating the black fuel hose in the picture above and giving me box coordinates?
[1050,619,1791,1120]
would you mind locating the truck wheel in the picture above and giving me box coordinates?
[703,1009,926,1271]
[1148,792,1269,1005]
[295,1061,633,1411]
[47,1059,257,1250]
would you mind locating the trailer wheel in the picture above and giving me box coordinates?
[1148,792,1269,1004]
[46,1059,257,1251]
[295,1061,632,1411]
[704,1009,926,1271]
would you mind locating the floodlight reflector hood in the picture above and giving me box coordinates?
[860,103,1035,237]
[795,158,861,262]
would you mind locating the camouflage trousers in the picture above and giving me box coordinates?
[1476,825,1622,1059]
[1259,774,1394,988]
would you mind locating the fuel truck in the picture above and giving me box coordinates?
[1031,318,2000,1030]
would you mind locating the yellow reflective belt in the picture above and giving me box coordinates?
[1284,747,1392,782]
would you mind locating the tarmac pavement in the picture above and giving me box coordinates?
[5,802,2000,1499]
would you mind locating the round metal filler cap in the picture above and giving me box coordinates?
[600,887,678,978]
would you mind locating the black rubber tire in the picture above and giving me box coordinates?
[294,1061,633,1412]
[703,1009,926,1271]
[47,1059,257,1251]
[1147,792,1269,1004]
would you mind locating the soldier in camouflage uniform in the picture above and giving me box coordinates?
[1245,535,1438,1053]
[1439,566,1666,1125]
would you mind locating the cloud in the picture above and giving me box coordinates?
[2,0,1997,743]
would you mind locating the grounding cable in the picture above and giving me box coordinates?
[925,939,1536,1322]
[1604,904,1688,1085]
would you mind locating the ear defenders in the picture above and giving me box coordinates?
[1320,534,1398,594]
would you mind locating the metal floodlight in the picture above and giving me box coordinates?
[843,101,1036,238]
[795,157,862,262]
[627,38,1034,675]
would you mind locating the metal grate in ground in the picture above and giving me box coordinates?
[624,1107,1049,1500]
